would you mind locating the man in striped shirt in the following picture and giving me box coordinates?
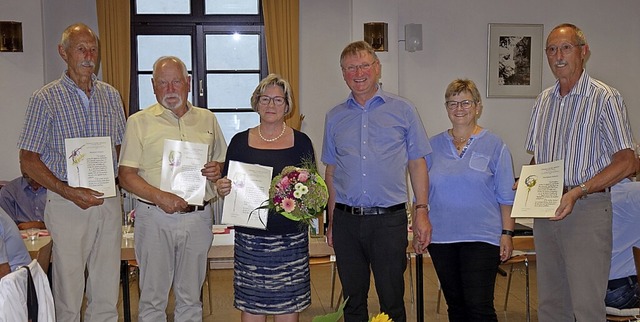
[525,23,636,321]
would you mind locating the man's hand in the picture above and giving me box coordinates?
[154,190,189,214]
[412,208,432,254]
[550,188,581,221]
[325,225,334,247]
[0,263,10,279]
[215,177,232,197]
[61,185,104,209]
[202,161,222,183]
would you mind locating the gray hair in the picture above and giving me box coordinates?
[59,23,98,49]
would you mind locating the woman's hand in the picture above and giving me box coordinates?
[215,176,232,197]
[500,235,514,262]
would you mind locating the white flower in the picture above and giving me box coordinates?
[295,182,309,195]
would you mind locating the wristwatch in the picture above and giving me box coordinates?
[501,229,515,236]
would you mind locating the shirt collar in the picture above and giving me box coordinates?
[20,177,44,194]
[149,101,193,118]
[551,69,589,99]
[346,86,386,109]
[61,71,96,91]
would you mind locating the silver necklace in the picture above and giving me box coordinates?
[258,122,287,142]
[450,125,479,144]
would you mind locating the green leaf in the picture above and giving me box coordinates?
[312,298,348,322]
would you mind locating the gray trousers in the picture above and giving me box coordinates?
[535,192,612,321]
[135,202,213,322]
[45,190,122,322]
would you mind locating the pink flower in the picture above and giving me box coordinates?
[278,176,290,189]
[298,171,309,182]
[281,198,296,212]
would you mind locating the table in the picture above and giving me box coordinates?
[22,234,52,259]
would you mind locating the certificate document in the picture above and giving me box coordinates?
[160,139,209,205]
[221,160,273,230]
[512,159,564,218]
[65,136,116,198]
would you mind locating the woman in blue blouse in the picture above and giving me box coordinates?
[426,79,516,321]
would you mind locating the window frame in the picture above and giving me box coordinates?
[129,0,266,114]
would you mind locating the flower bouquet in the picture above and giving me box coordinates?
[255,161,329,226]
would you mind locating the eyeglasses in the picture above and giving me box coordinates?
[156,79,185,89]
[342,61,377,74]
[545,43,584,56]
[445,100,475,110]
[258,95,286,106]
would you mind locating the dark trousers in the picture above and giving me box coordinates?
[333,209,408,322]
[428,242,500,322]
[605,276,639,309]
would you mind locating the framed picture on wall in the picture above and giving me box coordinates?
[487,23,544,98]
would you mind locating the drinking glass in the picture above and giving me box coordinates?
[26,228,40,241]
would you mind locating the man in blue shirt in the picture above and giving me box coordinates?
[321,40,432,322]
[0,207,31,279]
[0,170,47,230]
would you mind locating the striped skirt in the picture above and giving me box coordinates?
[234,230,311,315]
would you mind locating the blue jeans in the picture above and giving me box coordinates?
[605,277,639,309]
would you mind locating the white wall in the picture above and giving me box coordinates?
[1,0,638,179]
[42,0,98,83]
[0,0,97,179]
[0,0,44,179]
[301,0,640,171]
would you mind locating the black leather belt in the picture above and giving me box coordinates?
[607,275,638,290]
[335,203,405,216]
[562,185,610,194]
[137,199,209,213]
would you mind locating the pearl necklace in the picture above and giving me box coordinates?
[258,122,287,142]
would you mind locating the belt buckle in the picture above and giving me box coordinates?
[354,207,365,215]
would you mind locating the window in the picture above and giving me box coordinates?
[130,0,266,143]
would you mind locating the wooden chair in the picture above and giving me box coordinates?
[35,240,53,274]
[309,255,339,307]
[502,235,535,321]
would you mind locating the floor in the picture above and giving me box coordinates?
[116,256,538,321]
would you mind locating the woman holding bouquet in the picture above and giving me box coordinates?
[425,79,516,321]
[216,74,316,322]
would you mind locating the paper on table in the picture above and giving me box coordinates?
[221,160,273,230]
[512,159,564,218]
[65,136,116,198]
[160,139,209,205]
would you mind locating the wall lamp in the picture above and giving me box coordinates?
[364,22,388,52]
[0,21,23,52]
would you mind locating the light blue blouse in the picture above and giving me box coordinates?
[427,129,515,246]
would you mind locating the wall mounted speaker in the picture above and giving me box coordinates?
[405,23,422,52]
